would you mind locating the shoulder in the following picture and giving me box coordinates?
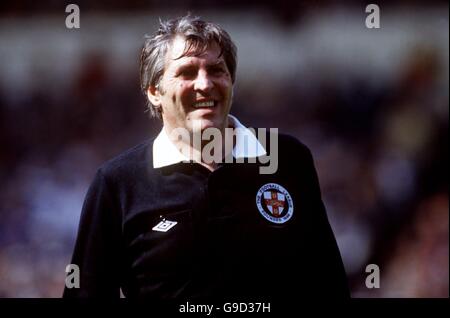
[96,138,155,183]
[278,133,311,153]
[263,130,313,159]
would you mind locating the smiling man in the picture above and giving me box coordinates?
[149,35,233,134]
[63,14,349,299]
[146,34,235,170]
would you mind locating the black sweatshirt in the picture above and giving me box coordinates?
[63,133,349,299]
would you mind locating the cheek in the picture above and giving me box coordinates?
[167,83,189,105]
[178,82,192,99]
[214,75,230,88]
[219,80,233,98]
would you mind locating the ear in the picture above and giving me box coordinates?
[146,85,162,108]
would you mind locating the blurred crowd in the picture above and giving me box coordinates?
[0,5,448,297]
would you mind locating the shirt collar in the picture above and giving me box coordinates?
[152,114,267,168]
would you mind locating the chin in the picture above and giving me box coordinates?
[190,118,223,132]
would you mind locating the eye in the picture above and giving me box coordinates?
[209,66,226,75]
[176,67,197,79]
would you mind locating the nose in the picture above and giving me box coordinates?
[194,70,213,93]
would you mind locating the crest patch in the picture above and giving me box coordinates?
[256,183,294,224]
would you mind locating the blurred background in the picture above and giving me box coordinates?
[0,0,448,297]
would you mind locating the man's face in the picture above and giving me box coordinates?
[152,36,233,134]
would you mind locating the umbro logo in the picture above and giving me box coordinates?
[152,219,178,232]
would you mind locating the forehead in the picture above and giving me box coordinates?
[165,36,225,68]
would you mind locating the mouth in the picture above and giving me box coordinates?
[192,100,217,108]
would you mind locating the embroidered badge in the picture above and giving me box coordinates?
[256,183,294,224]
[152,219,178,232]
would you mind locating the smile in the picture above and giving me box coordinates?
[193,100,216,108]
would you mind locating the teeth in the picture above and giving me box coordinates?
[194,101,215,108]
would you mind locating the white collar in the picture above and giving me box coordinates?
[152,114,267,168]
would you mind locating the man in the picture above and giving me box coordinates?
[63,14,349,299]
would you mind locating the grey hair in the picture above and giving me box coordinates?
[139,14,238,118]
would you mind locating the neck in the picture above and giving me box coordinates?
[164,121,234,171]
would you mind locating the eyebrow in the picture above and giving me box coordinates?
[174,60,227,73]
[207,61,227,68]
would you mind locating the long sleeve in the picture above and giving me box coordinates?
[301,144,350,297]
[63,169,123,298]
